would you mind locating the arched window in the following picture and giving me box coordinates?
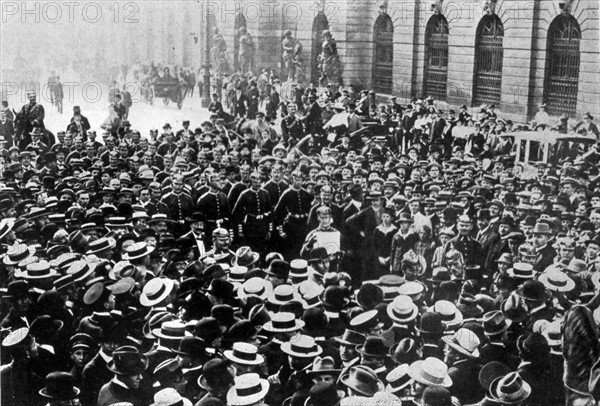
[544,14,580,117]
[372,13,394,94]
[311,13,329,84]
[473,14,504,106]
[233,13,247,72]
[424,14,449,100]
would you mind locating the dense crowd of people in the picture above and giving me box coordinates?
[2,67,600,406]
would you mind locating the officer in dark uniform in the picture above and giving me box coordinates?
[442,214,485,268]
[273,170,312,259]
[263,164,289,205]
[196,172,231,239]
[281,102,305,145]
[227,164,251,209]
[232,171,273,254]
[160,174,194,236]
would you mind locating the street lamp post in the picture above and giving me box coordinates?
[201,2,211,108]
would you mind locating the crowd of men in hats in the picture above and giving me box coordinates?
[2,79,600,406]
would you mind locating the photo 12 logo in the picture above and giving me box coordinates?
[1,1,140,24]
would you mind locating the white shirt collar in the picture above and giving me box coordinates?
[99,349,112,363]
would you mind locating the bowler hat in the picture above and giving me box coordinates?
[305,382,344,406]
[319,285,350,311]
[356,283,384,309]
[516,280,550,302]
[107,346,149,375]
[265,259,290,280]
[422,386,452,406]
[417,312,444,337]
[175,336,207,358]
[39,372,80,400]
[356,336,388,358]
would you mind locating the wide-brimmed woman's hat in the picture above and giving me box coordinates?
[489,372,531,405]
[386,295,419,324]
[281,334,323,358]
[224,342,265,365]
[226,373,270,406]
[408,357,452,387]
[39,372,80,400]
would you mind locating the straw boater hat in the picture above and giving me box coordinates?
[262,312,304,333]
[140,278,175,307]
[224,342,265,366]
[281,334,323,358]
[226,373,270,406]
[237,278,273,301]
[431,300,463,330]
[122,242,155,260]
[538,270,575,293]
[385,364,413,394]
[408,357,453,387]
[387,295,419,324]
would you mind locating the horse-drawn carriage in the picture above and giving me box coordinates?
[153,76,184,109]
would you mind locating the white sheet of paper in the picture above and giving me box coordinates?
[315,231,341,255]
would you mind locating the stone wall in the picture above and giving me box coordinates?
[188,0,598,122]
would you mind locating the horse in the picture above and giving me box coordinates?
[13,110,55,150]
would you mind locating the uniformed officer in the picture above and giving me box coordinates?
[232,171,273,254]
[263,164,289,205]
[197,172,231,239]
[273,170,312,259]
[160,174,194,235]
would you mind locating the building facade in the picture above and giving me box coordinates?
[144,0,598,123]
